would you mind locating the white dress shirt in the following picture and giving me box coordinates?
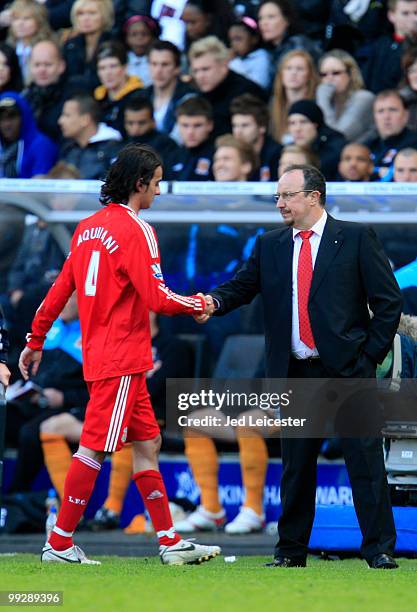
[291,210,328,359]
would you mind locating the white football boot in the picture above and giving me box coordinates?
[224,507,265,535]
[174,505,226,533]
[159,539,221,565]
[41,543,101,565]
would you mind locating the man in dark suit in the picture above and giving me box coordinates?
[197,165,402,569]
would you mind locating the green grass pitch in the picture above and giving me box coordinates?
[1,555,417,612]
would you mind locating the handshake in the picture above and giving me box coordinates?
[194,293,216,324]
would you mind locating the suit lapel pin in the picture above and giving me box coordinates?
[334,240,338,244]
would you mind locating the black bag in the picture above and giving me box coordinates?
[0,490,47,534]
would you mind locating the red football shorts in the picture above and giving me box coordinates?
[80,373,160,452]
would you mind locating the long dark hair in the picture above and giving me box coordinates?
[0,43,23,92]
[100,143,162,205]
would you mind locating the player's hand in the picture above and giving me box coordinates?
[194,293,215,324]
[19,347,42,381]
[0,363,11,387]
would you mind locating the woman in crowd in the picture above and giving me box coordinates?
[181,0,235,50]
[316,49,375,142]
[63,0,114,92]
[228,16,270,90]
[7,0,52,85]
[94,40,143,134]
[257,0,320,79]
[270,49,318,144]
[124,15,160,87]
[0,42,22,93]
[277,143,319,177]
[399,47,417,133]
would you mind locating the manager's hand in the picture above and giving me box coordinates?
[194,293,215,324]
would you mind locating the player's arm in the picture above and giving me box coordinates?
[19,249,76,380]
[126,223,206,316]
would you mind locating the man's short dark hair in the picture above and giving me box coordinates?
[230,94,269,129]
[124,94,154,117]
[374,89,406,109]
[285,164,326,207]
[176,96,213,120]
[66,93,101,124]
[149,40,181,67]
[100,143,162,205]
[97,40,127,66]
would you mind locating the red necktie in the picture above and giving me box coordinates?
[297,230,315,349]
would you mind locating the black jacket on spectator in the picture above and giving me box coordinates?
[362,35,403,94]
[200,70,267,138]
[59,123,122,180]
[0,304,9,364]
[268,33,322,82]
[365,127,417,177]
[328,0,389,43]
[167,139,215,181]
[251,135,282,182]
[95,76,143,135]
[146,80,196,135]
[312,125,347,181]
[63,32,112,93]
[127,130,179,168]
[46,0,74,30]
[23,76,72,142]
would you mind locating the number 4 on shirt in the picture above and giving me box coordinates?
[85,250,100,296]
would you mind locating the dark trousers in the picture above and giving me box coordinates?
[275,357,396,563]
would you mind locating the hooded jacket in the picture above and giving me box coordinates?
[59,122,122,180]
[0,91,58,178]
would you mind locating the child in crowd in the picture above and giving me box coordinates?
[228,16,270,90]
[124,15,161,88]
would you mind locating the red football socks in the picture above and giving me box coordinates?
[133,469,181,546]
[49,453,101,551]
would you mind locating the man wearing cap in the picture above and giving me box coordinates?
[0,92,58,178]
[287,100,346,181]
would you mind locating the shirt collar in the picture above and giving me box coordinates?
[292,209,327,241]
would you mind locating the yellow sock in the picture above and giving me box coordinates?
[40,432,72,501]
[237,435,268,516]
[184,436,222,513]
[105,444,133,514]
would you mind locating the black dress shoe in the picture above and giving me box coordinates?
[265,556,306,568]
[369,553,398,569]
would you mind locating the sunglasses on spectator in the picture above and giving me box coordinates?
[319,70,347,77]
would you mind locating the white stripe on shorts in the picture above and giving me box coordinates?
[104,376,131,452]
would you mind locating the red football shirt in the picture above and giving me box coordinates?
[27,203,204,381]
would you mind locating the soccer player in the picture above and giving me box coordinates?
[19,143,220,566]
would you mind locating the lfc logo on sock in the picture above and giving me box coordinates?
[147,490,164,500]
[68,495,87,505]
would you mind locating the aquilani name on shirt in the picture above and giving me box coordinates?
[77,227,120,254]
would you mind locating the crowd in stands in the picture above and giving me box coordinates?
[2,0,417,535]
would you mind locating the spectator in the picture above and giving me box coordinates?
[231,93,282,181]
[124,15,161,87]
[63,0,114,92]
[189,36,266,137]
[123,94,179,167]
[287,99,346,180]
[338,142,374,181]
[7,0,53,85]
[228,16,270,90]
[0,42,22,94]
[365,89,417,180]
[44,0,74,31]
[399,46,417,132]
[0,91,58,177]
[6,293,88,497]
[270,49,318,144]
[151,0,187,49]
[23,40,68,142]
[0,204,25,294]
[277,143,319,177]
[113,1,153,37]
[94,41,143,134]
[181,0,235,50]
[146,40,196,136]
[316,48,375,142]
[58,92,122,180]
[212,133,259,181]
[363,0,417,93]
[393,146,417,181]
[257,0,321,80]
[168,96,214,180]
[328,0,389,45]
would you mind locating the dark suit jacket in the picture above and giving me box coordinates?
[211,215,402,378]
